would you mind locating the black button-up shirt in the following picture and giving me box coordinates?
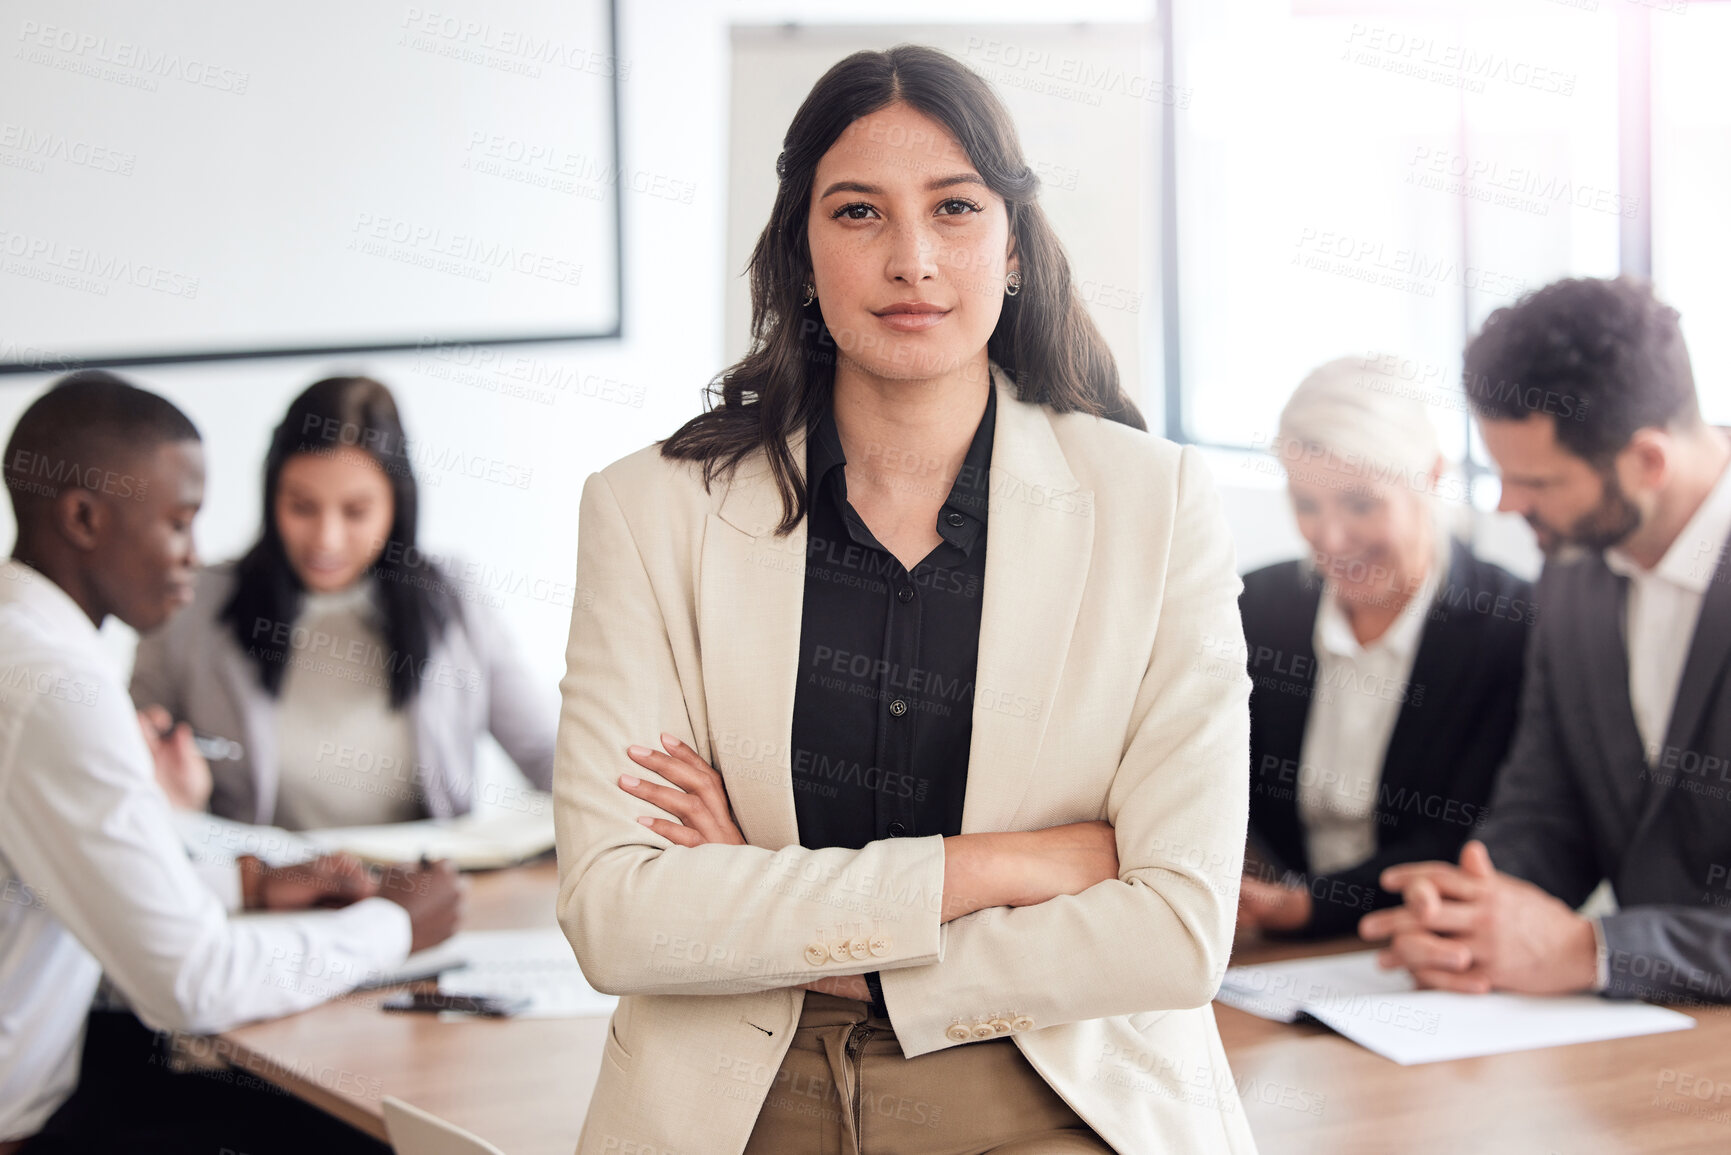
[790,385,995,853]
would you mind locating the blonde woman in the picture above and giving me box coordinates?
[1237,358,1533,938]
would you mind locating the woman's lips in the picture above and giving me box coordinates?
[874,310,950,332]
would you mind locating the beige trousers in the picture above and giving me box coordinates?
[744,993,1113,1155]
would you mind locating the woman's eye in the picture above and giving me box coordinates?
[936,198,982,216]
[832,202,877,220]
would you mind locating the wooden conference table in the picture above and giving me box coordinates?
[218,863,1731,1154]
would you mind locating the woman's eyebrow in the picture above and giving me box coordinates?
[818,179,878,198]
[817,173,987,199]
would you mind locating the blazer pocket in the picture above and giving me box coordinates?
[604,1000,635,1070]
[1128,1010,1170,1033]
[604,1018,633,1073]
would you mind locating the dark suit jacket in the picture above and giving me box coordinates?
[1480,546,1731,1002]
[1242,541,1534,935]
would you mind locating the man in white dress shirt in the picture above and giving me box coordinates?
[0,372,462,1153]
[1363,277,1731,1004]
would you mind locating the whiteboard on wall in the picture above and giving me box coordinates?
[726,24,1157,402]
[0,0,621,372]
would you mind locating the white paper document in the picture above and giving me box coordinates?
[356,933,476,990]
[435,928,617,1019]
[1218,950,1414,1023]
[301,798,557,870]
[173,810,319,869]
[1220,949,1696,1065]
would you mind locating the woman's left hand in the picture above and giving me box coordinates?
[1238,875,1313,933]
[620,733,747,847]
[618,735,874,1004]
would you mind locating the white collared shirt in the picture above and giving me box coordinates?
[1296,564,1439,877]
[1604,454,1731,763]
[0,560,410,1141]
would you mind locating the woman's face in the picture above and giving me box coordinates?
[1287,452,1435,606]
[274,447,395,594]
[806,101,1017,384]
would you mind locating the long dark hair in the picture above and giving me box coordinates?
[219,376,455,708]
[661,44,1144,535]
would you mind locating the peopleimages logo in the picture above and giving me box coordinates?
[0,122,136,175]
[15,20,251,94]
[347,212,583,287]
[398,8,630,80]
[0,228,200,298]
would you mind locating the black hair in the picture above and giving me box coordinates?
[3,369,200,528]
[1464,276,1698,467]
[218,376,455,709]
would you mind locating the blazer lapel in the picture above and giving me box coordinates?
[1569,560,1648,818]
[219,640,276,826]
[699,425,809,851]
[1378,545,1474,805]
[1248,565,1321,865]
[960,378,1095,833]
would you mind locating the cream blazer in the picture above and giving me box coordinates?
[554,372,1258,1154]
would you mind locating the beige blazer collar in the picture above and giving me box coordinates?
[700,370,1095,848]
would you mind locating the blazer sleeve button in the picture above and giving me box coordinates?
[970,1021,996,1040]
[1011,1016,1035,1032]
[848,937,871,961]
[989,1018,1012,1035]
[804,944,830,967]
[828,941,852,963]
[868,935,891,957]
[945,1023,973,1043]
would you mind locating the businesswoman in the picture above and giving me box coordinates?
[131,376,554,829]
[1236,358,1532,938]
[555,46,1255,1154]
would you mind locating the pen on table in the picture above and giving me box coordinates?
[153,719,245,762]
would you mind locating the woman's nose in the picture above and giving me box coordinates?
[884,222,937,284]
[1314,517,1352,558]
[315,514,346,552]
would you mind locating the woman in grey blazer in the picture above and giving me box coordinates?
[131,376,554,829]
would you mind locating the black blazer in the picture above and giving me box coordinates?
[1241,540,1534,936]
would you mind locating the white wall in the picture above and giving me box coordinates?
[0,0,1543,802]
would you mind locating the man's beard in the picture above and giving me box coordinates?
[1527,468,1643,555]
